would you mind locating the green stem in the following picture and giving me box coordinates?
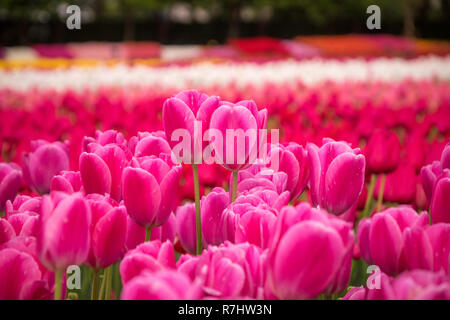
[376,174,386,212]
[361,174,376,219]
[104,266,113,300]
[91,269,99,300]
[98,269,106,300]
[192,164,202,255]
[232,170,238,202]
[145,226,152,242]
[54,270,63,300]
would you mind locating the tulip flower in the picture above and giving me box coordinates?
[357,206,429,275]
[365,129,401,174]
[50,170,82,194]
[307,138,365,215]
[121,270,202,300]
[22,140,69,194]
[343,270,450,300]
[363,129,401,214]
[0,248,42,300]
[163,90,220,255]
[0,162,22,211]
[420,161,441,204]
[429,170,450,223]
[80,141,128,201]
[122,156,181,238]
[200,187,229,246]
[120,240,176,285]
[268,203,354,299]
[177,242,267,299]
[176,202,198,254]
[36,192,91,299]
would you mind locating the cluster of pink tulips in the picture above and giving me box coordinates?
[0,81,449,300]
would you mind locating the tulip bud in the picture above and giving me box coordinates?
[364,129,400,174]
[0,248,42,300]
[36,192,91,271]
[209,100,267,171]
[121,270,202,300]
[163,90,220,163]
[307,138,365,215]
[430,170,450,223]
[122,156,181,228]
[0,162,22,210]
[22,140,69,194]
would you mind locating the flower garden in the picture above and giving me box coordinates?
[0,35,449,300]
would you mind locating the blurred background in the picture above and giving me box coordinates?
[0,0,449,46]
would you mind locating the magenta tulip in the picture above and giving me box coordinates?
[86,200,127,269]
[36,192,91,272]
[122,156,181,228]
[120,240,176,284]
[121,270,202,300]
[22,140,69,194]
[430,170,450,223]
[201,187,229,246]
[364,129,400,173]
[307,138,365,215]
[209,100,267,171]
[163,90,220,163]
[0,248,42,300]
[80,142,128,201]
[0,162,22,211]
[176,202,197,254]
[357,206,429,275]
[268,203,354,299]
[50,170,82,194]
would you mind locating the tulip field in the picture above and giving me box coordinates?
[1,39,450,300]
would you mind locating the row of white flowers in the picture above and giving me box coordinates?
[1,55,450,91]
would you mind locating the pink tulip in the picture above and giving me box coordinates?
[0,162,22,211]
[50,170,82,194]
[0,219,16,245]
[83,129,128,154]
[129,131,172,158]
[364,128,400,174]
[374,164,417,204]
[307,138,365,215]
[441,141,450,170]
[120,240,176,284]
[177,242,267,299]
[122,156,181,228]
[425,223,450,274]
[85,195,127,269]
[163,90,220,163]
[121,270,202,300]
[430,170,450,223]
[22,140,70,194]
[176,202,198,254]
[80,141,128,201]
[0,248,42,300]
[209,100,267,171]
[268,203,354,299]
[201,187,229,246]
[5,195,41,217]
[343,270,450,300]
[37,192,91,271]
[264,143,310,201]
[420,161,441,203]
[357,206,429,276]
